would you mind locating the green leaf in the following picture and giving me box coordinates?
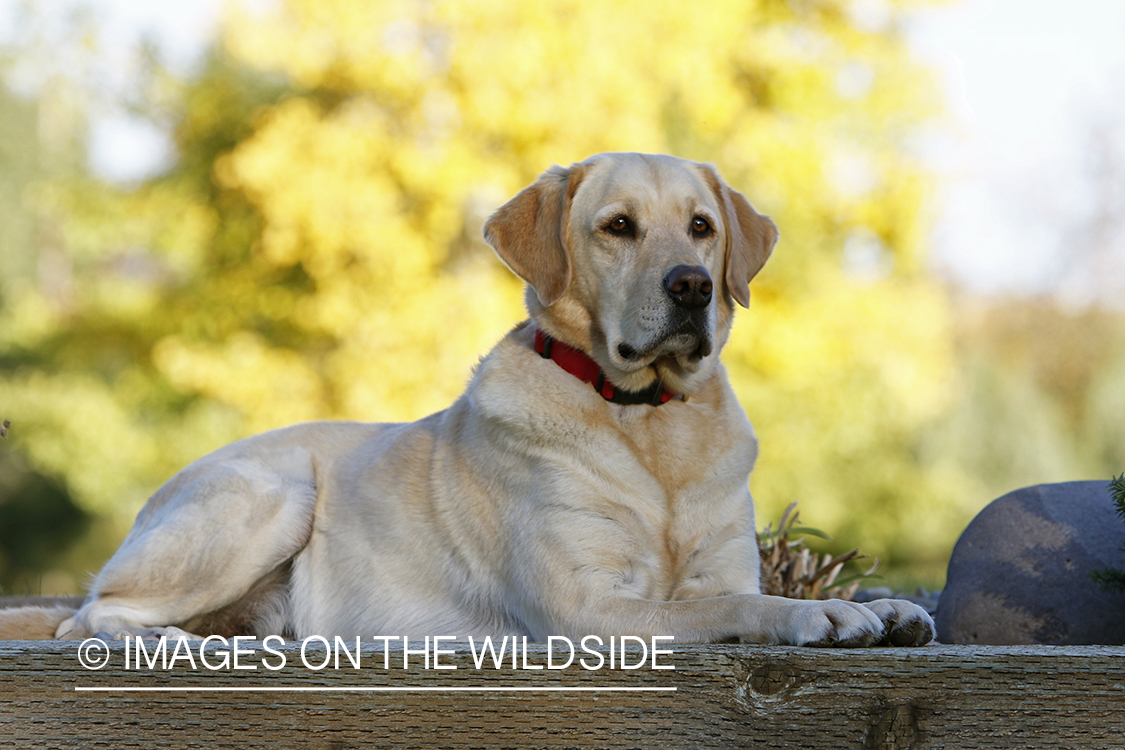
[787,526,833,541]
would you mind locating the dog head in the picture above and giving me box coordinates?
[484,152,777,396]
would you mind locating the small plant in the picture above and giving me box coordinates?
[1090,474,1125,594]
[0,419,9,439]
[758,503,879,601]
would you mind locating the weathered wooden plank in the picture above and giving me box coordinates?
[1,641,1123,749]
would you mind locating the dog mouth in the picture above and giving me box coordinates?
[615,323,713,366]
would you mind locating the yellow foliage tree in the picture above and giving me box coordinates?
[1,0,963,590]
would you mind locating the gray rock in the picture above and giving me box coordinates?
[853,587,895,603]
[936,481,1125,645]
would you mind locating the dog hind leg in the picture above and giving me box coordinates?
[57,447,318,639]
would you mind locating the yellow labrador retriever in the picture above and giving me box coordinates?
[3,153,933,647]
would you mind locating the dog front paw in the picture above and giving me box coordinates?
[861,599,935,646]
[772,599,886,647]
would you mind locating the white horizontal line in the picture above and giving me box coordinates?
[74,686,676,693]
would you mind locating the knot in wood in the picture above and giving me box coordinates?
[747,662,802,696]
[865,704,918,750]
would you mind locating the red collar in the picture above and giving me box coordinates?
[533,328,683,406]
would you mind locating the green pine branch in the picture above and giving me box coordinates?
[1089,474,1125,594]
[1111,473,1125,519]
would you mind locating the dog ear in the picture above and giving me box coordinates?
[483,164,587,307]
[701,165,779,308]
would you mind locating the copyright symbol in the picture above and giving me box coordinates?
[77,638,111,670]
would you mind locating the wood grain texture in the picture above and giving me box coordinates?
[1,640,1123,749]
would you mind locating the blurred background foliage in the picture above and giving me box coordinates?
[0,0,1122,595]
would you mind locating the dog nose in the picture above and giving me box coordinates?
[663,265,713,309]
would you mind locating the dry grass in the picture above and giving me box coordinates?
[758,503,878,601]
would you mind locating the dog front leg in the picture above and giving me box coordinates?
[539,592,932,647]
[552,593,874,646]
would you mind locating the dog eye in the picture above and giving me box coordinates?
[691,216,712,237]
[605,216,634,237]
